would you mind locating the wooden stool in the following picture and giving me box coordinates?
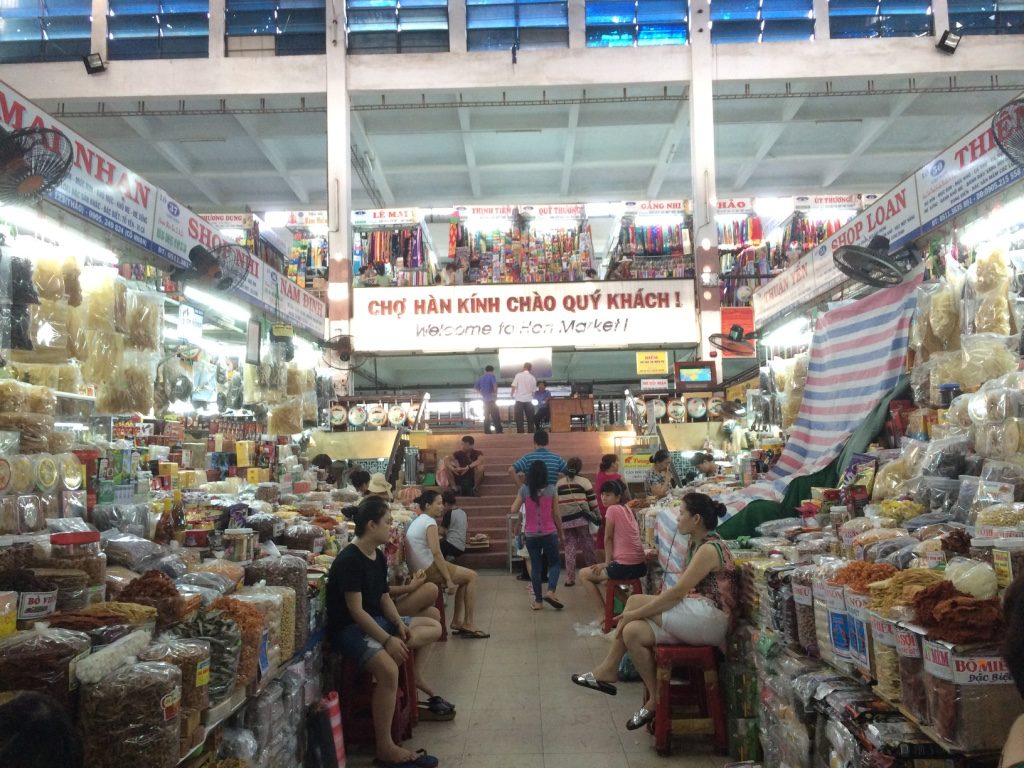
[602,578,644,633]
[434,589,448,642]
[644,644,727,756]
[334,650,417,748]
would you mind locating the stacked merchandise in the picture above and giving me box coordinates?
[286,235,328,292]
[0,449,428,767]
[716,215,763,250]
[353,226,430,286]
[613,219,693,280]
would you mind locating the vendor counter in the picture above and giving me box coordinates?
[548,396,594,432]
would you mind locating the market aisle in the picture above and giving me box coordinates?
[343,571,732,768]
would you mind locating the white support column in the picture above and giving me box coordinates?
[326,6,352,342]
[208,0,226,58]
[568,0,586,49]
[90,0,108,58]
[688,0,721,372]
[813,0,830,40]
[448,0,468,53]
[931,0,951,37]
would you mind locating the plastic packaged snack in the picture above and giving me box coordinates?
[78,330,125,385]
[0,624,92,707]
[235,584,283,655]
[197,559,246,586]
[961,333,1020,392]
[16,299,70,363]
[8,254,40,305]
[282,521,325,554]
[209,596,265,687]
[895,624,928,723]
[95,351,157,415]
[62,253,82,307]
[974,291,1012,335]
[125,291,163,351]
[174,609,241,703]
[943,557,998,599]
[246,555,308,655]
[268,398,302,437]
[102,532,162,570]
[32,250,66,302]
[81,269,128,335]
[221,727,259,762]
[0,379,29,412]
[138,636,211,710]
[80,661,181,768]
[74,627,153,685]
[177,571,236,595]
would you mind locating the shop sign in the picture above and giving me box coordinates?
[751,252,816,328]
[916,110,1024,232]
[456,205,516,218]
[621,453,653,482]
[351,279,698,353]
[200,213,253,229]
[262,268,326,337]
[716,198,753,213]
[0,82,170,264]
[636,351,669,375]
[640,378,669,392]
[793,194,858,210]
[520,203,585,218]
[178,305,204,344]
[622,200,688,214]
[351,207,419,226]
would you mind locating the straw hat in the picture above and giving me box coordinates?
[367,473,392,496]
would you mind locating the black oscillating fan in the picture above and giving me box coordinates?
[0,127,74,205]
[992,98,1024,169]
[174,243,253,293]
[833,234,919,288]
[707,324,757,356]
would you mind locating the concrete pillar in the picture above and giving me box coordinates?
[931,0,951,37]
[688,0,721,370]
[208,0,226,58]
[568,0,586,49]
[90,0,108,59]
[325,8,352,342]
[448,0,468,53]
[813,0,830,40]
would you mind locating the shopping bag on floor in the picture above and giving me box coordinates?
[306,691,345,768]
[618,652,640,681]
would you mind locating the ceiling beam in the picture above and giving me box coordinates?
[645,97,689,200]
[820,88,924,187]
[233,114,309,204]
[350,113,396,207]
[122,115,223,206]
[560,104,580,197]
[145,166,325,179]
[386,157,659,176]
[457,108,481,199]
[732,97,805,190]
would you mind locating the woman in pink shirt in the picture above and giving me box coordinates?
[511,460,564,611]
[594,454,630,549]
[578,480,647,623]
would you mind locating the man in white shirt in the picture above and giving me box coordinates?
[511,362,538,434]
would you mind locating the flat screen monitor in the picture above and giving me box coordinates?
[674,361,716,392]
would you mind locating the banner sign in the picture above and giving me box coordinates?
[916,110,1024,232]
[262,268,326,337]
[717,198,754,213]
[794,194,859,210]
[0,81,326,339]
[351,280,698,353]
[622,200,688,214]
[199,213,253,229]
[636,351,669,375]
[352,207,420,226]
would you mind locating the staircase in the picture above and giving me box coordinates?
[416,430,635,570]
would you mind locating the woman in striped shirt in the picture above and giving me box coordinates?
[555,457,599,586]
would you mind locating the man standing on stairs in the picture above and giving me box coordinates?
[511,362,538,434]
[451,435,485,497]
[509,430,568,487]
[475,364,503,434]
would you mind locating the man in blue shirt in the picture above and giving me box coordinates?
[475,364,502,434]
[533,381,552,427]
[509,430,567,486]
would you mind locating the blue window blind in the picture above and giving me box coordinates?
[828,0,933,37]
[948,0,1024,33]
[0,0,92,63]
[346,0,448,53]
[710,0,814,43]
[468,0,568,51]
[586,0,688,46]
[108,0,209,58]
[226,0,326,55]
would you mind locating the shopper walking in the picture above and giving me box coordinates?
[511,460,565,610]
[570,493,736,733]
[326,496,445,768]
[577,480,647,623]
[511,362,538,433]
[509,429,568,486]
[555,458,599,586]
[594,454,630,549]
[406,491,489,638]
[475,364,503,434]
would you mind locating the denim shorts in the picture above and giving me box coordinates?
[336,615,412,666]
[606,561,648,580]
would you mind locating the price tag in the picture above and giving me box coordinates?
[17,590,57,621]
[259,630,270,676]
[196,657,211,688]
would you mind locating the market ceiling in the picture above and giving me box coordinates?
[36,74,1023,213]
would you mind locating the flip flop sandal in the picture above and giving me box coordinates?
[373,749,439,768]
[456,629,490,639]
[531,602,543,611]
[450,628,467,636]
[570,672,617,696]
[419,695,456,715]
[626,707,655,730]
[544,595,564,610]
[417,704,456,721]
[564,581,575,587]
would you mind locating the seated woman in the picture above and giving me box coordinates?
[326,497,446,768]
[406,491,489,638]
[438,490,468,561]
[570,492,736,732]
[577,480,647,623]
[1000,573,1024,766]
[349,468,371,496]
[644,449,675,500]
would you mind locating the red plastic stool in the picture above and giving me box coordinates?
[643,644,726,756]
[602,578,644,633]
[435,589,448,642]
[334,650,417,748]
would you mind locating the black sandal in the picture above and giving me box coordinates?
[570,672,617,696]
[626,707,655,730]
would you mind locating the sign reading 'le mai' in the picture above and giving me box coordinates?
[351,280,698,353]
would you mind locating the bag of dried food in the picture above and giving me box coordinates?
[0,624,91,709]
[174,609,241,703]
[138,636,211,711]
[80,661,181,768]
[246,555,308,655]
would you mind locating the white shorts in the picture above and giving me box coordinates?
[648,597,729,649]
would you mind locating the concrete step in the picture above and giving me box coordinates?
[460,551,509,570]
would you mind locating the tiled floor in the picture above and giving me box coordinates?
[343,571,733,768]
